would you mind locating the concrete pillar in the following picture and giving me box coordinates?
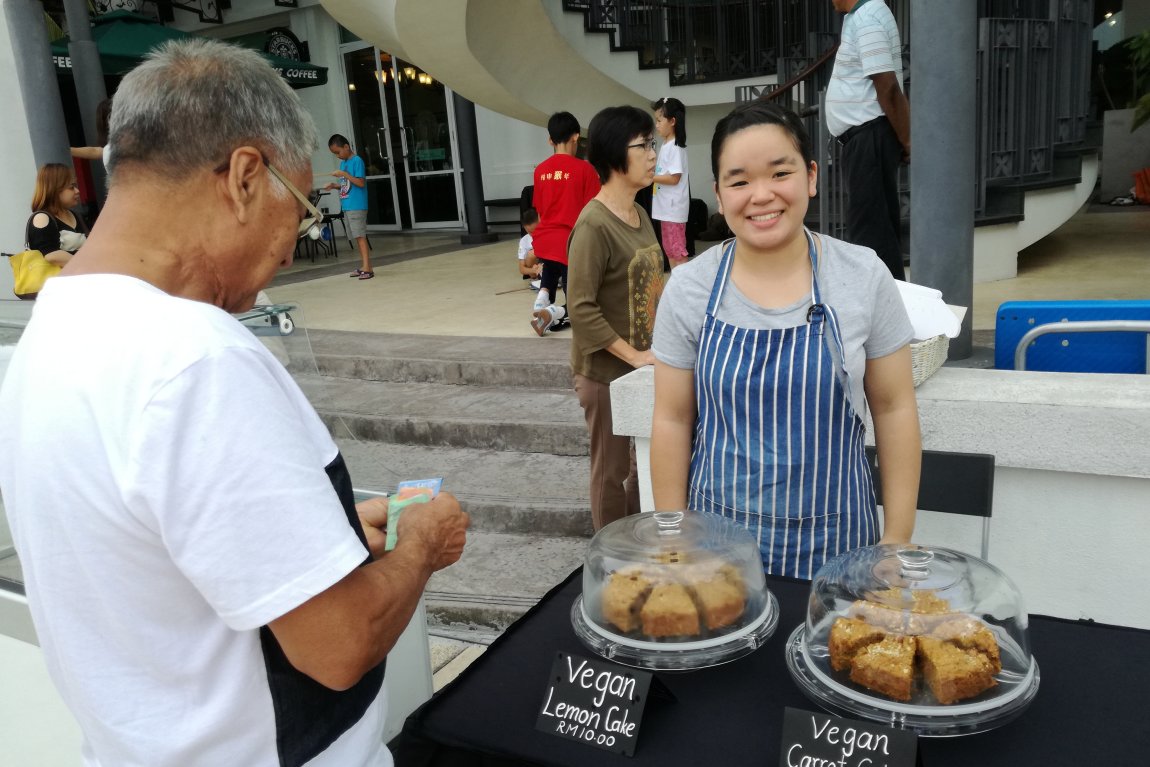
[0,1,51,298]
[910,1,977,359]
[63,0,108,200]
[453,93,497,244]
[3,0,71,169]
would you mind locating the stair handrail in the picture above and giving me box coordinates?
[760,43,839,104]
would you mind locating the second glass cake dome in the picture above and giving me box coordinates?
[785,543,1040,736]
[572,510,778,670]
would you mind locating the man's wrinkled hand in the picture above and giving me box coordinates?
[395,492,469,572]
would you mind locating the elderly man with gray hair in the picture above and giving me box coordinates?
[0,40,468,766]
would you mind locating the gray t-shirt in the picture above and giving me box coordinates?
[652,234,913,418]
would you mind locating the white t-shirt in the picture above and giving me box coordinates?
[517,232,534,261]
[652,141,690,223]
[0,275,389,767]
[825,0,904,138]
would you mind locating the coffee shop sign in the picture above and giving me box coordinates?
[273,66,319,81]
[54,54,316,82]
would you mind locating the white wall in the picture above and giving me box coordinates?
[290,7,358,179]
[474,105,550,202]
[0,6,40,299]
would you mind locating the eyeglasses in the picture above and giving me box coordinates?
[264,161,325,239]
[627,139,658,152]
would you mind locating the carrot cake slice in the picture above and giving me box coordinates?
[931,617,1002,673]
[916,635,998,704]
[828,617,889,672]
[848,634,917,701]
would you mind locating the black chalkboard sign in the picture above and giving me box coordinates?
[536,651,653,756]
[779,707,918,767]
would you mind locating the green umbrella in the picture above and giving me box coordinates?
[51,11,327,88]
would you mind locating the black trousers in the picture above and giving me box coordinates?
[539,259,567,307]
[839,116,906,281]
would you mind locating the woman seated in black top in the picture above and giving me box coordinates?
[27,163,88,266]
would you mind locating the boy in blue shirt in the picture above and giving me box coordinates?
[325,134,374,280]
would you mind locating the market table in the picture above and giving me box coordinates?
[394,568,1150,766]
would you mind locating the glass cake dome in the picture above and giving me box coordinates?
[785,543,1040,736]
[571,510,778,670]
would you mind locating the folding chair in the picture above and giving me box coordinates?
[320,207,344,254]
[322,208,372,253]
[865,446,995,560]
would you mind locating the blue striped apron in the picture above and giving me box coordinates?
[687,234,878,579]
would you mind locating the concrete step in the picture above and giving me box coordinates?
[308,330,573,389]
[298,374,589,455]
[288,332,593,639]
[424,530,588,640]
[339,440,593,537]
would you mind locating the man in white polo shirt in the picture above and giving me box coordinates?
[826,0,911,281]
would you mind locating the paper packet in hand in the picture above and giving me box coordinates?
[384,478,443,552]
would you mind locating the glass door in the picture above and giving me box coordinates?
[341,46,402,231]
[391,59,464,228]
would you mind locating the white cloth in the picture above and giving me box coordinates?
[652,234,913,419]
[517,233,534,261]
[652,142,690,223]
[0,275,388,767]
[57,228,86,252]
[825,0,904,138]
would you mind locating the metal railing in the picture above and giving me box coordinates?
[978,17,1056,205]
[976,1,1092,212]
[563,0,839,85]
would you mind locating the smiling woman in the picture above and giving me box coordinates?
[649,101,922,579]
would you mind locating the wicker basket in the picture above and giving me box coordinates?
[910,334,949,387]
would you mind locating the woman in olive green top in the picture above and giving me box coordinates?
[567,105,666,531]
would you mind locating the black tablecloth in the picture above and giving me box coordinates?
[395,569,1150,766]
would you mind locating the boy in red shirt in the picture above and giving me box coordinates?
[530,112,601,335]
